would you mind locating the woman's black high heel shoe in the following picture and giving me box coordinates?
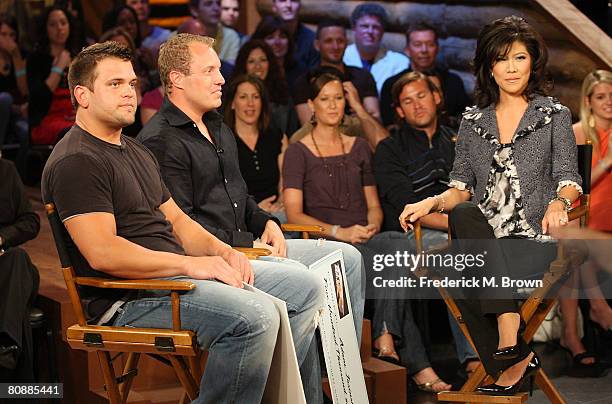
[478,353,541,396]
[493,330,521,360]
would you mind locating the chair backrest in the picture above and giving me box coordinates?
[577,143,593,195]
[45,203,124,326]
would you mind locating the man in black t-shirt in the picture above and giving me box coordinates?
[290,18,388,150]
[41,41,325,403]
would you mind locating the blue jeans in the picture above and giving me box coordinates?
[113,262,324,404]
[365,230,477,365]
[112,239,364,403]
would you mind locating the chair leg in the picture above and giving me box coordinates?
[97,351,122,404]
[169,355,199,401]
[535,368,566,404]
[119,352,140,403]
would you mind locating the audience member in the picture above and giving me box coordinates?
[380,22,471,129]
[400,16,581,395]
[189,0,240,64]
[42,40,325,403]
[176,17,235,78]
[0,157,40,382]
[343,3,409,93]
[291,19,384,148]
[140,86,164,125]
[27,5,82,145]
[252,15,306,89]
[136,35,365,401]
[0,16,28,146]
[220,0,243,37]
[558,69,612,376]
[295,66,388,151]
[271,0,319,69]
[231,40,298,136]
[126,0,171,57]
[282,71,409,380]
[373,71,479,379]
[103,5,142,47]
[223,74,288,216]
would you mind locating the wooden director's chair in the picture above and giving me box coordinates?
[45,202,276,404]
[413,144,592,404]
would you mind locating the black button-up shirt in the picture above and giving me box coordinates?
[137,98,277,247]
[373,122,455,232]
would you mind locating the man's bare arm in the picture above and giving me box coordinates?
[64,211,243,286]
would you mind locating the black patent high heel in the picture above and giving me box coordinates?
[493,330,521,360]
[478,353,541,396]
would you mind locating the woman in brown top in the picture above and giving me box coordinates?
[283,72,452,392]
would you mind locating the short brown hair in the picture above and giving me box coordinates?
[68,41,134,109]
[391,71,439,107]
[158,33,214,94]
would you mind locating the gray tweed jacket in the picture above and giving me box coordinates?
[449,95,582,234]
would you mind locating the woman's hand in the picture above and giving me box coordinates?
[399,198,437,232]
[258,195,283,212]
[53,50,71,71]
[336,224,376,244]
[542,200,569,234]
[342,81,363,114]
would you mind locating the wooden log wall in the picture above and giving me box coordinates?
[257,0,611,116]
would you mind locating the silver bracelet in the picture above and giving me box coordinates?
[549,196,572,212]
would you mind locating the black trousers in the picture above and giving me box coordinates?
[448,202,557,376]
[0,248,39,382]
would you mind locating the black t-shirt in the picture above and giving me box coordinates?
[293,64,378,107]
[235,125,283,203]
[41,125,184,321]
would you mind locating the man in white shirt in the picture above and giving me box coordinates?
[343,3,409,94]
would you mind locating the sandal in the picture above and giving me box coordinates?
[414,378,451,393]
[373,346,401,365]
[566,352,608,378]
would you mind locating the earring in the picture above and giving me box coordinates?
[310,112,316,126]
[490,71,494,78]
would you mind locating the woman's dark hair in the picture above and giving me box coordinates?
[231,39,288,104]
[473,15,551,108]
[102,5,142,48]
[307,71,343,101]
[99,27,136,54]
[223,74,271,135]
[35,6,82,56]
[0,15,19,38]
[251,15,296,70]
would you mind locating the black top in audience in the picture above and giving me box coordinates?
[373,123,455,232]
[0,159,40,248]
[137,98,278,248]
[235,124,283,203]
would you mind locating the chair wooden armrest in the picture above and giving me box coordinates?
[568,205,588,222]
[281,224,324,239]
[281,224,324,233]
[233,247,272,257]
[74,277,196,291]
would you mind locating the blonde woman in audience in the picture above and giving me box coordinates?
[558,70,612,377]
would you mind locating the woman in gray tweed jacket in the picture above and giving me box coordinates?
[399,16,582,395]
